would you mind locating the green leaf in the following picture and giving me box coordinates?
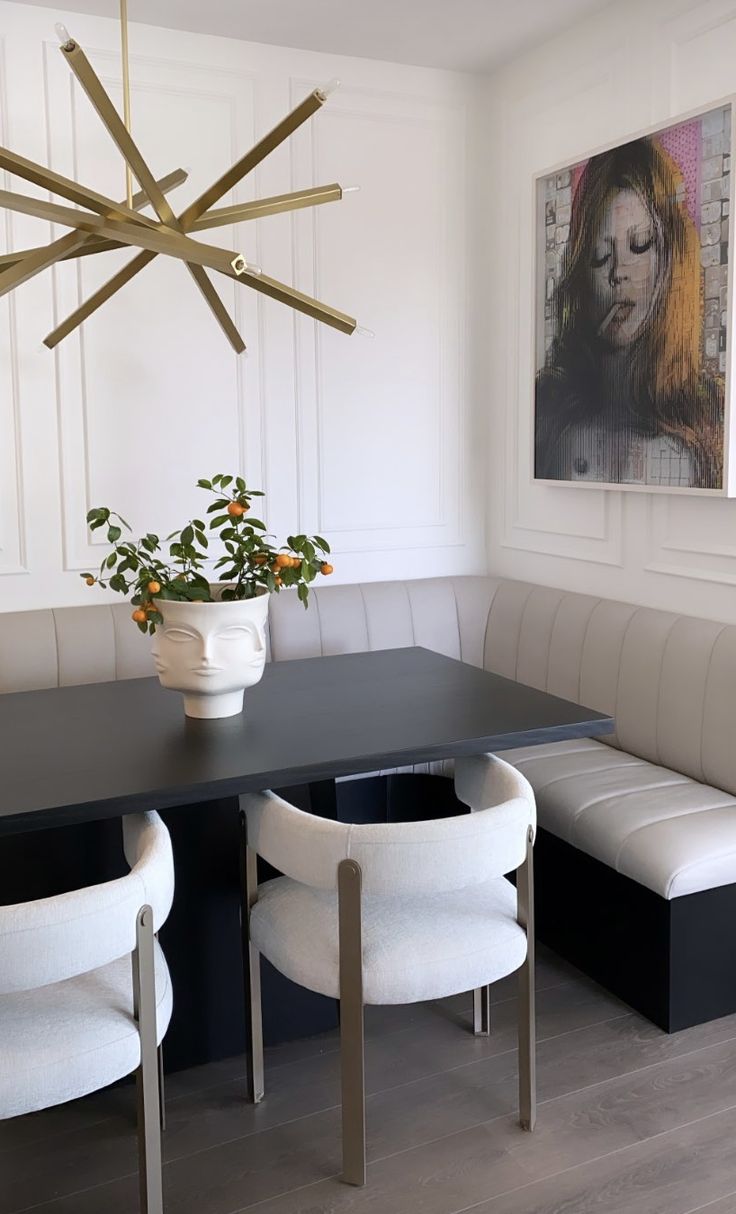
[193,519,205,531]
[236,476,246,493]
[207,499,230,513]
[196,531,208,549]
[313,535,330,553]
[89,518,105,531]
[209,514,230,528]
[298,582,309,605]
[220,475,232,488]
[80,571,93,580]
[181,525,194,547]
[106,552,117,568]
[197,479,212,489]
[248,518,266,530]
[136,620,148,634]
[107,525,121,543]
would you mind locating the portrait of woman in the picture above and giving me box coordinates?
[534,107,730,490]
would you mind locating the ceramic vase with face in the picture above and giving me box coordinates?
[150,590,269,718]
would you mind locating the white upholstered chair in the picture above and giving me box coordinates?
[0,811,174,1214]
[240,753,536,1186]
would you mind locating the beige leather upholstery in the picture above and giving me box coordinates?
[4,575,736,899]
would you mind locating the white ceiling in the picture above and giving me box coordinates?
[13,0,612,73]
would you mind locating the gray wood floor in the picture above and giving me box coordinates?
[4,947,736,1214]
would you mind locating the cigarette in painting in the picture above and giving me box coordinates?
[598,303,620,335]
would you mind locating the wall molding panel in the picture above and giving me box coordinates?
[0,1,480,611]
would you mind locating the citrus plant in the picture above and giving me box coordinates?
[81,474,333,634]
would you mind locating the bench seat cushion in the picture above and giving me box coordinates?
[502,739,736,900]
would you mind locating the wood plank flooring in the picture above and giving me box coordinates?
[4,947,736,1214]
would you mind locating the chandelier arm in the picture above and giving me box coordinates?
[44,251,155,349]
[192,184,343,231]
[60,41,176,224]
[0,146,175,232]
[184,266,246,353]
[0,167,187,289]
[0,237,120,270]
[0,229,107,299]
[222,267,357,336]
[59,38,246,353]
[0,189,247,277]
[178,91,327,230]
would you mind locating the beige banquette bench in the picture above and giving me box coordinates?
[2,574,736,1032]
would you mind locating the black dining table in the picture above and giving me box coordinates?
[0,645,613,1067]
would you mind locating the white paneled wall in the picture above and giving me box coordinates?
[0,1,479,611]
[483,0,736,621]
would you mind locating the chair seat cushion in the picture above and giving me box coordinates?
[250,875,527,1004]
[0,942,172,1119]
[502,739,736,899]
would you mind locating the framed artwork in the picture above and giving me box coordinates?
[533,99,736,494]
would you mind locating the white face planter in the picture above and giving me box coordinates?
[150,590,269,719]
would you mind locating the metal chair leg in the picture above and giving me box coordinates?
[516,826,536,1132]
[239,805,264,1103]
[473,985,491,1035]
[338,858,366,1186]
[157,1044,166,1132]
[132,905,164,1214]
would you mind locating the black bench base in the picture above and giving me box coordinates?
[534,827,736,1033]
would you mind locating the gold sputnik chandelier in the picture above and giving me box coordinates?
[0,0,366,353]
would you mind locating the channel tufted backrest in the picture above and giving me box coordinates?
[0,603,152,692]
[269,576,736,797]
[4,576,736,797]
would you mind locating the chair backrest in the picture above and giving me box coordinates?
[0,811,174,994]
[243,754,535,896]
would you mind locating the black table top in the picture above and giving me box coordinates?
[0,646,613,835]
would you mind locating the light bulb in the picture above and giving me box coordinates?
[355,325,374,339]
[244,263,263,276]
[342,185,360,194]
[55,22,75,48]
[317,77,340,100]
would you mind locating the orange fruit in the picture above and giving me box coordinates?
[320,562,334,575]
[145,603,158,614]
[290,557,301,569]
[147,580,161,595]
[274,575,283,587]
[227,501,246,517]
[85,576,95,586]
[275,553,291,568]
[131,608,147,623]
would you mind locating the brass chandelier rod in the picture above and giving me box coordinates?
[119,0,133,208]
[0,183,342,271]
